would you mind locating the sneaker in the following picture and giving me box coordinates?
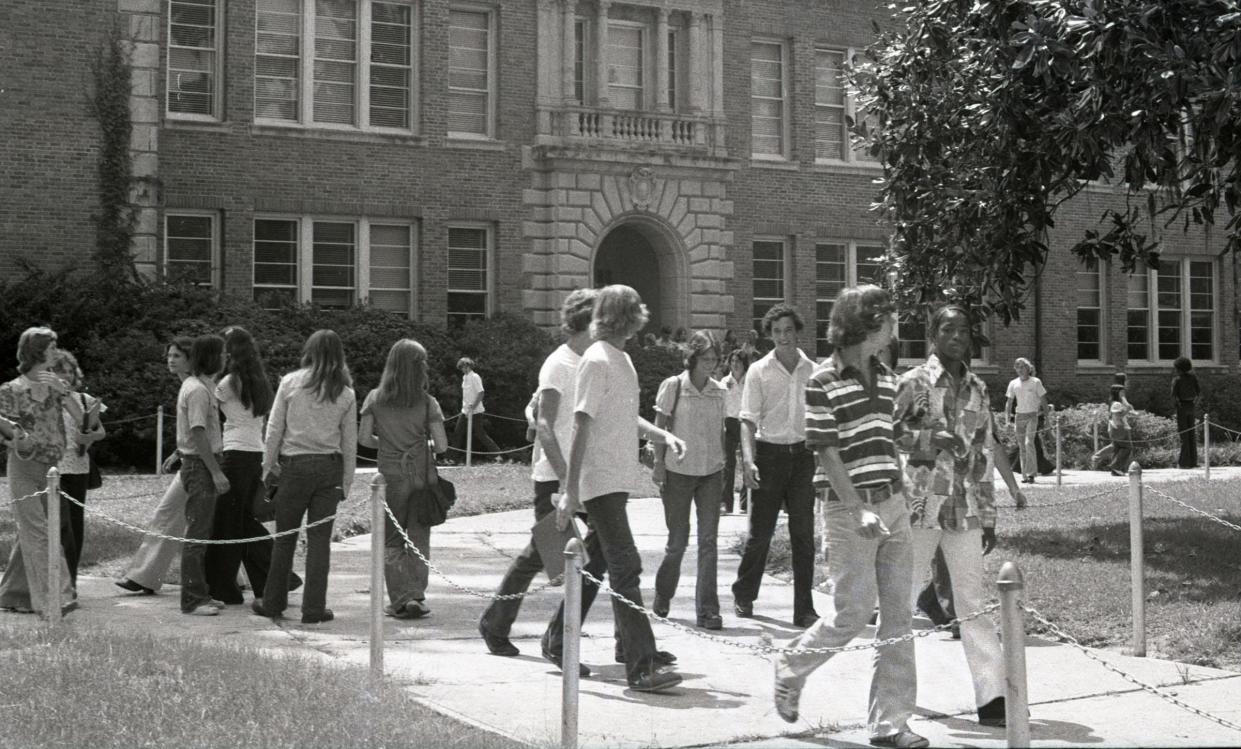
[541,643,591,677]
[977,696,1006,726]
[734,599,754,618]
[209,599,227,609]
[185,603,220,616]
[628,668,682,693]
[60,600,79,617]
[869,730,930,748]
[251,600,283,619]
[615,648,677,665]
[402,600,430,619]
[697,614,723,630]
[773,662,802,723]
[794,611,821,628]
[115,578,155,595]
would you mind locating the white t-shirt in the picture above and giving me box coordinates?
[461,370,485,415]
[216,374,266,452]
[574,340,641,501]
[1006,376,1047,414]
[531,344,581,483]
[720,373,744,419]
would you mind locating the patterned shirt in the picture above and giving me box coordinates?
[0,376,68,465]
[804,353,902,494]
[894,353,996,530]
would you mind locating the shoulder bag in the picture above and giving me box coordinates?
[415,398,457,527]
[81,394,103,490]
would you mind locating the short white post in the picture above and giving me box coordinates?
[997,562,1030,748]
[1054,410,1063,487]
[1203,412,1211,480]
[561,538,584,749]
[1128,462,1146,657]
[46,467,63,624]
[369,473,387,692]
[155,405,165,474]
[466,412,475,468]
[1092,418,1099,455]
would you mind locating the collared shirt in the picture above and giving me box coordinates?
[461,371,485,415]
[176,375,222,456]
[739,348,816,445]
[720,373,744,419]
[895,353,996,530]
[655,371,726,477]
[264,369,358,490]
[804,353,902,492]
[0,376,68,465]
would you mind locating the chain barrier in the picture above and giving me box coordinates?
[0,488,49,509]
[101,412,159,427]
[58,489,371,545]
[1022,603,1241,735]
[381,500,565,600]
[1214,422,1241,438]
[444,443,533,456]
[996,484,1125,510]
[1145,486,1241,533]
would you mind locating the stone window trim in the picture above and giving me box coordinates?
[447,4,498,140]
[166,0,224,121]
[164,210,220,288]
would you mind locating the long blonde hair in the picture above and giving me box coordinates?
[375,339,429,408]
[300,329,352,402]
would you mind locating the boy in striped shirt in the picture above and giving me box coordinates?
[773,285,926,749]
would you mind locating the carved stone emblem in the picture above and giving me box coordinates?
[629,167,656,210]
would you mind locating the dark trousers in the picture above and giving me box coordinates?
[731,442,817,620]
[721,417,748,512]
[179,455,219,612]
[543,513,608,655]
[205,450,296,603]
[452,413,501,457]
[481,480,558,637]
[60,472,89,585]
[263,454,342,617]
[1177,404,1197,468]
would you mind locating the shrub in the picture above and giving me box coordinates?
[627,342,685,422]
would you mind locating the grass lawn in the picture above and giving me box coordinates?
[736,476,1241,671]
[0,622,525,749]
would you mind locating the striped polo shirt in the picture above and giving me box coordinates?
[804,353,902,493]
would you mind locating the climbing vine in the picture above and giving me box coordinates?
[89,25,138,284]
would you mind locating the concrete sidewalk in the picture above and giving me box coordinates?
[19,467,1241,748]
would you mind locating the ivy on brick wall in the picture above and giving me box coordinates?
[89,25,138,284]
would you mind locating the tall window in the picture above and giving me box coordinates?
[164,213,217,285]
[167,0,222,118]
[253,216,416,313]
[752,239,786,333]
[447,225,490,325]
[666,30,678,110]
[1076,263,1104,362]
[813,50,847,161]
[254,0,416,130]
[814,242,884,357]
[607,23,644,110]
[750,41,787,158]
[1127,258,1216,362]
[573,18,588,104]
[447,8,494,137]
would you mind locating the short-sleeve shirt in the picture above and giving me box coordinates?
[531,344,581,483]
[655,372,726,477]
[216,375,266,453]
[176,375,222,455]
[720,373,744,419]
[739,349,816,444]
[0,377,68,465]
[461,370,485,415]
[361,390,444,487]
[804,354,902,493]
[1006,376,1046,414]
[574,340,641,501]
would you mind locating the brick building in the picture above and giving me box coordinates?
[1,0,1236,405]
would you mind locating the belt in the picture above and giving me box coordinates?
[827,480,901,505]
[756,440,807,454]
[281,453,342,463]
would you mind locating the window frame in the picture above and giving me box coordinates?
[167,0,225,121]
[812,240,885,358]
[1075,260,1107,365]
[751,237,789,334]
[252,0,419,133]
[605,19,647,112]
[445,221,494,325]
[446,4,497,140]
[1127,257,1218,364]
[573,16,591,105]
[163,210,220,287]
[750,38,790,161]
[813,46,876,165]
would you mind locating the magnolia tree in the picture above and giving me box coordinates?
[852,0,1241,324]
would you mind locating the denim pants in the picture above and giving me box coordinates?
[452,413,500,457]
[205,450,290,603]
[179,455,220,612]
[1014,413,1038,477]
[123,473,187,591]
[731,442,817,620]
[481,480,558,637]
[263,454,342,617]
[910,526,1003,708]
[381,465,432,610]
[655,469,722,618]
[721,417,747,512]
[0,455,76,615]
[543,512,608,656]
[776,496,915,740]
[1110,429,1133,474]
[1176,404,1197,468]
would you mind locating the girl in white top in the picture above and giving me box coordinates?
[718,347,753,514]
[50,350,106,586]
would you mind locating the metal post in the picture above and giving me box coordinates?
[155,405,165,474]
[466,412,475,468]
[1054,410,1063,487]
[1203,412,1211,480]
[997,562,1030,748]
[1092,418,1099,456]
[369,473,387,692]
[561,538,584,749]
[1128,462,1146,657]
[46,467,62,624]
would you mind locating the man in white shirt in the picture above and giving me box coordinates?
[451,357,501,460]
[731,304,820,628]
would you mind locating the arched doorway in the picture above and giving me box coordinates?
[592,219,686,334]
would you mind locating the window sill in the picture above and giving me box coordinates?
[1074,362,1116,374]
[444,137,508,151]
[1122,361,1229,373]
[811,160,883,176]
[163,118,230,133]
[250,122,427,146]
[749,158,799,171]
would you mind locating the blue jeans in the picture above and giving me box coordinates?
[1015,413,1038,478]
[655,469,723,618]
[381,466,432,610]
[481,480,558,637]
[179,455,219,612]
[263,454,342,617]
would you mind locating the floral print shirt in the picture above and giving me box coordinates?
[893,354,996,530]
[0,376,68,465]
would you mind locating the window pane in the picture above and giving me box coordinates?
[369,223,411,315]
[607,26,643,110]
[313,0,357,124]
[370,2,411,129]
[448,9,490,135]
[1076,264,1102,360]
[1188,260,1214,360]
[752,240,784,332]
[855,244,885,285]
[814,49,847,160]
[573,19,586,104]
[1156,262,1181,360]
[1126,309,1149,361]
[254,218,299,307]
[447,226,489,320]
[897,313,927,361]
[165,214,214,285]
[255,0,301,120]
[168,0,218,116]
[750,42,785,156]
[815,243,846,358]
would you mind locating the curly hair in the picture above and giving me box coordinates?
[590,284,649,341]
[826,285,896,349]
[761,303,804,337]
[560,288,599,335]
[681,330,720,372]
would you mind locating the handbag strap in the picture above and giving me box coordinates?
[424,397,438,486]
[666,375,682,432]
[79,393,91,457]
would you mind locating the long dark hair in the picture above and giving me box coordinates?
[376,339,428,408]
[189,335,225,378]
[300,329,351,402]
[222,326,273,417]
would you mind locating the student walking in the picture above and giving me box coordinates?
[359,338,448,620]
[652,330,727,630]
[254,330,357,624]
[49,350,106,585]
[1107,383,1135,476]
[1005,357,1047,484]
[772,286,925,748]
[731,304,819,628]
[451,357,501,460]
[1171,357,1200,468]
[719,348,752,514]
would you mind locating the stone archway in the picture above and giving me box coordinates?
[592,217,689,333]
